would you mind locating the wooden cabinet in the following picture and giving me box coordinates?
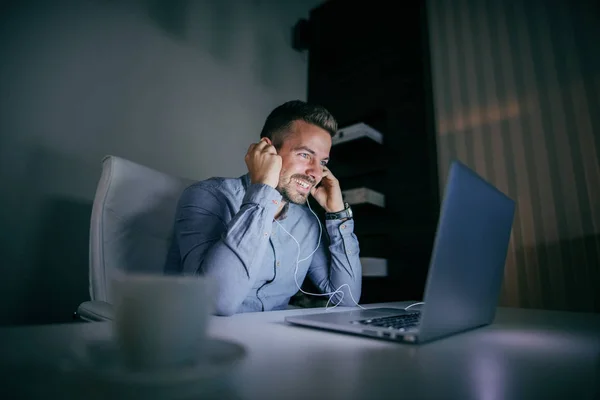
[299,0,441,303]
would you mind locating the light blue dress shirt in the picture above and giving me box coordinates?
[164,173,362,315]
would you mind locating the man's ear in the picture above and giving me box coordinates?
[263,137,279,154]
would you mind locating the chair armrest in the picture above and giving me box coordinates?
[76,300,114,322]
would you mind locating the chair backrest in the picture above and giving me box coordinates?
[88,155,195,302]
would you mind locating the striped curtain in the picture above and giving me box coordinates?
[427,0,600,312]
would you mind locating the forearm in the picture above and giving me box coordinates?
[309,219,362,306]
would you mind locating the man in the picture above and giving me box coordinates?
[164,100,362,315]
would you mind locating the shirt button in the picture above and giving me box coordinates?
[264,232,268,237]
[341,224,346,229]
[276,261,281,267]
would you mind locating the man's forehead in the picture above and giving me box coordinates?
[286,136,331,153]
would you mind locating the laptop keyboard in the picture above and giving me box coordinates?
[352,312,421,331]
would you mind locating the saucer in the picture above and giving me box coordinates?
[66,337,246,399]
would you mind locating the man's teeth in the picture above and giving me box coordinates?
[293,179,310,189]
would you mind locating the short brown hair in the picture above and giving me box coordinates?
[260,100,337,149]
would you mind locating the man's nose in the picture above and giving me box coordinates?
[306,160,323,182]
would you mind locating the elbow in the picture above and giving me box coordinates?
[199,266,250,316]
[212,296,241,316]
[197,267,242,316]
[213,305,237,317]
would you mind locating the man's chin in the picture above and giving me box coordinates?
[285,194,308,205]
[278,187,308,205]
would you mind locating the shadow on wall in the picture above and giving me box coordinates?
[140,0,298,89]
[23,197,92,325]
[0,137,103,325]
[514,233,600,313]
[144,0,190,41]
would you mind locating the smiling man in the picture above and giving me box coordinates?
[164,100,362,315]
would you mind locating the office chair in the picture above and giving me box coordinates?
[75,155,194,321]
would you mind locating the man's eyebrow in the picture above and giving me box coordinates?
[293,146,330,161]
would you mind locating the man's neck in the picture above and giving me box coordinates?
[274,201,289,220]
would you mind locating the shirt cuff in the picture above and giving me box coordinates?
[326,218,355,237]
[242,183,283,214]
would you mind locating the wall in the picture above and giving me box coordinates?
[0,0,322,325]
[427,0,600,311]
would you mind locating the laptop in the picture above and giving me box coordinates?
[285,160,516,344]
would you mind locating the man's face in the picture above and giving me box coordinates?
[275,120,332,205]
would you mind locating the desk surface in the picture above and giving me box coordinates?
[1,302,599,399]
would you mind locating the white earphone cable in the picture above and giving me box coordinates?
[274,200,365,311]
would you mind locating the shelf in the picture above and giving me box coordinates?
[342,187,385,208]
[361,257,387,277]
[333,122,383,146]
[329,125,383,167]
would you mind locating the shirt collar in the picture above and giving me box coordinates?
[241,173,290,220]
[277,202,290,221]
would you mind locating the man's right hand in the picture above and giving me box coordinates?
[245,138,282,188]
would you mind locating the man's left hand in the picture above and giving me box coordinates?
[310,166,345,213]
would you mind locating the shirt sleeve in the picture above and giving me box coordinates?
[174,182,281,315]
[306,218,362,307]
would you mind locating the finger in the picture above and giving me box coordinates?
[253,139,269,153]
[322,167,337,182]
[262,144,277,154]
[258,138,276,154]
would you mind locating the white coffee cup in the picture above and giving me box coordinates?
[111,273,214,371]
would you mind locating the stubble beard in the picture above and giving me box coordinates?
[276,174,313,205]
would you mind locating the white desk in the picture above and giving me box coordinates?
[1,301,599,399]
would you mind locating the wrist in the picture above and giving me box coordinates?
[325,202,345,213]
[325,202,353,220]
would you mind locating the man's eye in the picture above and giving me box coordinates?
[321,161,328,166]
[299,153,310,159]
